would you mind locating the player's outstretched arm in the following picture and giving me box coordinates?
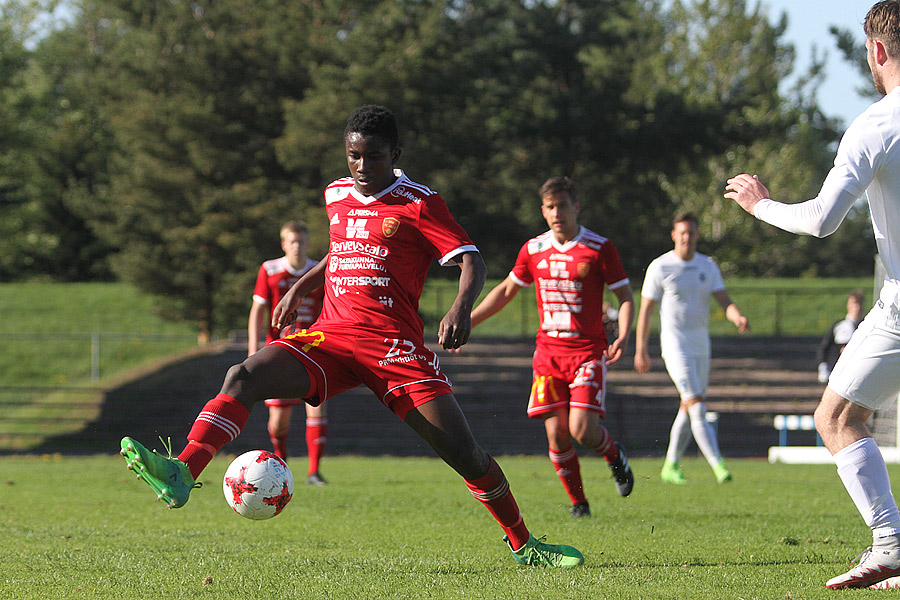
[633,296,658,374]
[605,285,635,366]
[272,256,328,330]
[438,251,486,350]
[470,275,521,328]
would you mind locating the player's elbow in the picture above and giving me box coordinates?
[810,221,839,238]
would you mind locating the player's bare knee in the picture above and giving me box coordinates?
[222,362,250,389]
[814,403,840,439]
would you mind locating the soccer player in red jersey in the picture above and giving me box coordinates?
[469,176,636,518]
[121,105,583,567]
[248,220,328,485]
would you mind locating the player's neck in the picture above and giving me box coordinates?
[552,225,580,245]
[286,255,306,270]
[674,248,694,261]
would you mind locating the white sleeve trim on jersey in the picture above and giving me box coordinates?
[252,295,269,305]
[752,181,859,238]
[509,272,530,288]
[608,278,631,290]
[438,245,479,266]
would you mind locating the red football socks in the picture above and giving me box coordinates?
[465,456,530,550]
[178,393,250,479]
[269,431,288,460]
[549,446,587,505]
[593,425,619,463]
[305,417,327,475]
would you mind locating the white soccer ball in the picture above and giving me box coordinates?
[223,450,294,520]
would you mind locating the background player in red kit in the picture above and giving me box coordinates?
[469,176,635,518]
[248,220,328,484]
[120,105,583,567]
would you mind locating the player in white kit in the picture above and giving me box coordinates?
[725,1,900,588]
[634,212,748,484]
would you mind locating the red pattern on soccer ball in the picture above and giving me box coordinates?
[263,481,293,516]
[254,450,283,465]
[224,465,257,505]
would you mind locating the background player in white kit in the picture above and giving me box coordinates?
[634,212,748,485]
[725,2,900,587]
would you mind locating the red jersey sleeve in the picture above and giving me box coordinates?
[252,264,271,304]
[600,239,628,287]
[418,193,477,264]
[510,242,534,286]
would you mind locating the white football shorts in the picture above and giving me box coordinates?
[662,351,710,402]
[829,299,900,411]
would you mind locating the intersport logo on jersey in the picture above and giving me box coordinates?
[330,240,389,258]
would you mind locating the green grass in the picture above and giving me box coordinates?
[0,282,198,450]
[0,282,197,386]
[0,454,891,599]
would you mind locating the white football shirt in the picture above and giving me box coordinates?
[641,251,725,357]
[754,87,900,308]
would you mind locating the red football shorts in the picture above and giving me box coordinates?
[263,397,303,408]
[527,348,607,419]
[270,326,452,420]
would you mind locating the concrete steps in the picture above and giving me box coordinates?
[29,335,825,458]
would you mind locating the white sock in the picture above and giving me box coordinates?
[688,402,722,468]
[666,409,691,463]
[834,437,900,539]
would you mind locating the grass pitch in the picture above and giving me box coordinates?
[0,454,890,599]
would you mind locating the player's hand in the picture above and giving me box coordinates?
[271,295,299,330]
[735,316,750,334]
[724,174,769,214]
[438,308,472,350]
[634,349,651,374]
[605,337,626,365]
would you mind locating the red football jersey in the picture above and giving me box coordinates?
[510,226,629,350]
[319,170,477,343]
[252,256,324,343]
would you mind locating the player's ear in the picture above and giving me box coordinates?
[876,39,890,66]
[391,146,402,164]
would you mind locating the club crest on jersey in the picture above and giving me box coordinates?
[576,262,590,278]
[382,217,400,238]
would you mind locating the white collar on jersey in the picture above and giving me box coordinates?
[547,225,585,252]
[280,256,313,277]
[348,169,407,205]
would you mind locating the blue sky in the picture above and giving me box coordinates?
[763,0,876,129]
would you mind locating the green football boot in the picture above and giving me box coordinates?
[660,459,688,485]
[713,461,733,483]
[120,437,200,508]
[505,534,584,567]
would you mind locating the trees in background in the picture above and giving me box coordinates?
[0,0,877,336]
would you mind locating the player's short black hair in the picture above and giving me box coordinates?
[539,176,576,202]
[344,105,400,150]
